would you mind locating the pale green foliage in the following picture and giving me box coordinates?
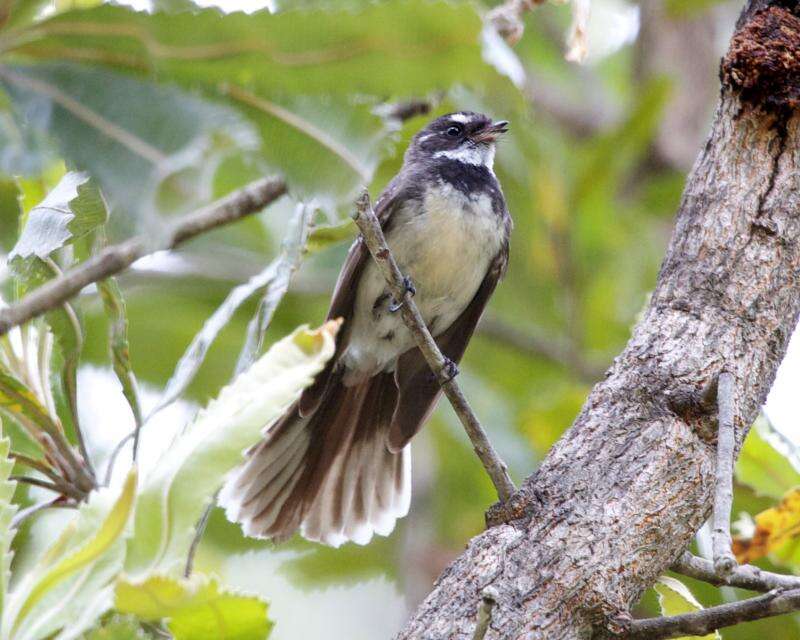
[116,574,272,640]
[0,432,17,620]
[8,171,105,264]
[84,615,150,640]
[653,577,720,640]
[735,418,800,500]
[2,0,799,637]
[1,470,136,640]
[125,321,339,577]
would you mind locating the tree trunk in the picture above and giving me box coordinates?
[397,2,800,638]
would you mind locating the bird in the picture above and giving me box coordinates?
[220,111,512,547]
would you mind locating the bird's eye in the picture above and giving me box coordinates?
[446,125,463,138]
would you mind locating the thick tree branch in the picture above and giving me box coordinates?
[625,588,800,640]
[0,176,287,337]
[352,190,516,503]
[398,2,800,638]
[671,552,800,592]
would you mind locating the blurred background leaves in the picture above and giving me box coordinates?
[2,0,800,638]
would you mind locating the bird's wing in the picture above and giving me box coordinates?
[298,181,403,416]
[387,242,509,453]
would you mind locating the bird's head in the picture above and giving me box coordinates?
[407,111,509,169]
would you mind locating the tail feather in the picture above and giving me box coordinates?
[220,371,411,546]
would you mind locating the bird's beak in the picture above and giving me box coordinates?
[472,120,509,144]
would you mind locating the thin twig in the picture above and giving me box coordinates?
[0,176,288,337]
[671,552,800,592]
[352,190,516,502]
[10,474,82,499]
[713,371,737,577]
[184,496,216,578]
[9,451,85,499]
[624,588,800,640]
[11,497,76,528]
[472,587,499,640]
[103,430,133,486]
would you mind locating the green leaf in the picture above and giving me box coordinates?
[125,321,339,576]
[19,1,491,97]
[115,574,272,640]
[306,219,355,254]
[84,615,150,640]
[0,429,19,620]
[3,0,51,30]
[736,418,800,500]
[8,1,499,204]
[0,177,23,253]
[228,91,390,206]
[0,367,61,440]
[97,278,143,430]
[4,469,137,639]
[653,576,720,640]
[9,171,105,264]
[0,62,258,220]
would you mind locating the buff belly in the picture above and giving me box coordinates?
[341,181,503,384]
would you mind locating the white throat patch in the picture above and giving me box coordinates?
[434,144,495,170]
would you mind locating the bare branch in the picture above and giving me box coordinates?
[625,588,800,640]
[671,552,800,592]
[0,176,287,337]
[712,371,737,577]
[352,190,516,503]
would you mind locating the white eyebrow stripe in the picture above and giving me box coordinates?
[449,113,472,124]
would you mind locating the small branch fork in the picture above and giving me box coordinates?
[625,587,800,640]
[626,371,800,637]
[352,190,516,503]
[0,176,288,338]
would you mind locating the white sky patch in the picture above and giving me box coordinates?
[581,0,639,63]
[77,365,197,484]
[765,322,800,445]
[481,25,526,89]
[225,549,406,640]
[192,0,275,12]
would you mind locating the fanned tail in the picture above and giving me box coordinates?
[220,372,411,546]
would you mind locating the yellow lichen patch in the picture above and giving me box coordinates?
[733,487,800,563]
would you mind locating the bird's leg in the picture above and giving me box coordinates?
[712,370,738,578]
[389,276,416,312]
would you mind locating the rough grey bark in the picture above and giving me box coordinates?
[397,3,800,639]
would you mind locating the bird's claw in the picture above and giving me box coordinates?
[442,358,459,382]
[389,276,416,312]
